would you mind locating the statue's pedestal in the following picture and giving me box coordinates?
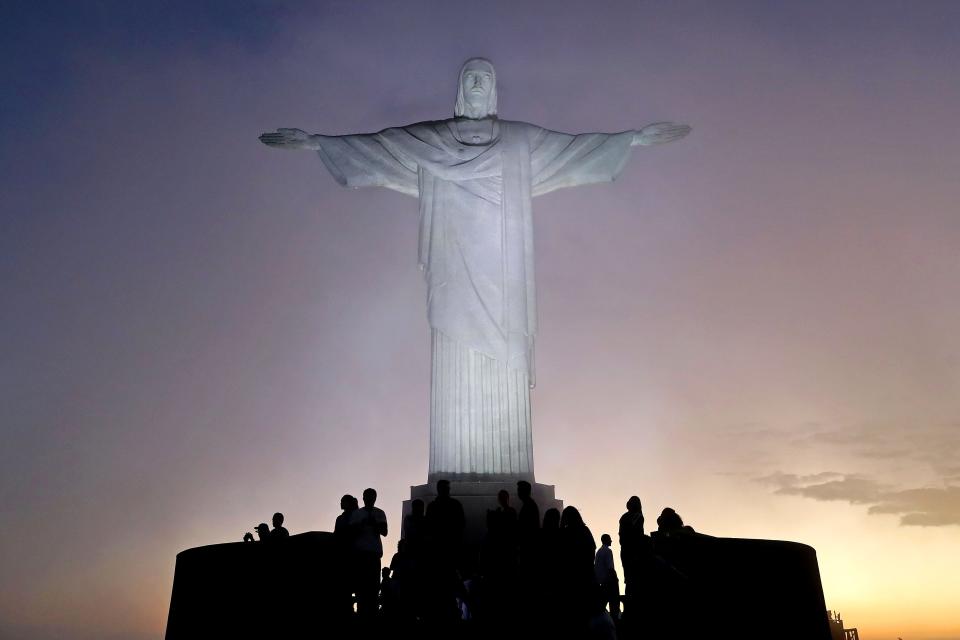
[402,480,563,547]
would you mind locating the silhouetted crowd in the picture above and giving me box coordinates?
[242,512,289,543]
[243,481,704,639]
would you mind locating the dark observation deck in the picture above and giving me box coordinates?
[165,529,831,639]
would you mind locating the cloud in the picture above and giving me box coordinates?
[732,421,960,527]
[759,472,960,527]
[867,487,960,526]
[776,476,887,504]
[808,424,960,471]
[756,471,844,486]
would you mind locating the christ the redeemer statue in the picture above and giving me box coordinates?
[260,58,689,483]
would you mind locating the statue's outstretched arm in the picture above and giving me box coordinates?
[260,126,419,195]
[258,128,323,151]
[631,122,692,146]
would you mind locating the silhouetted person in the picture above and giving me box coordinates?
[540,507,562,567]
[657,507,683,533]
[640,507,698,638]
[559,506,601,632]
[426,479,465,566]
[243,522,271,542]
[333,495,359,615]
[536,508,563,633]
[542,507,561,534]
[425,479,466,624]
[403,498,427,556]
[400,505,429,623]
[618,495,646,614]
[379,566,400,619]
[351,487,388,619]
[489,489,518,541]
[270,512,290,539]
[514,480,540,635]
[335,495,359,541]
[480,489,519,631]
[651,506,699,586]
[389,540,412,581]
[495,489,519,588]
[516,480,540,536]
[482,490,518,580]
[654,507,696,540]
[394,540,427,621]
[560,507,597,575]
[427,479,466,543]
[595,533,620,620]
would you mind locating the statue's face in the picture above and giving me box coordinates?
[461,62,494,114]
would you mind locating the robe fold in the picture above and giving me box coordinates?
[316,119,633,480]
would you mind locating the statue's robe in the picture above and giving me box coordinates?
[315,119,634,480]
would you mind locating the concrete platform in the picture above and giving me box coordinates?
[402,479,563,546]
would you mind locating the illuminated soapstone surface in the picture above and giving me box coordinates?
[260,58,690,480]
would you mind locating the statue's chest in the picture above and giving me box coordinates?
[454,120,497,145]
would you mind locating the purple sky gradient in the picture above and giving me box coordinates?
[2,2,959,638]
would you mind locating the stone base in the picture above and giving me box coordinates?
[401,479,563,548]
[166,530,833,640]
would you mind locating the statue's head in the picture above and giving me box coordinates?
[455,57,497,119]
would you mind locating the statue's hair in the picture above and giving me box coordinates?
[454,57,498,118]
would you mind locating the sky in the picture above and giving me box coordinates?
[1,0,959,638]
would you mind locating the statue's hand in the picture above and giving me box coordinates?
[258,128,317,150]
[632,122,692,146]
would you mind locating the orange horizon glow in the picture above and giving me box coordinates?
[3,3,959,640]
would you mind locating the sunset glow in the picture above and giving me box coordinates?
[2,2,959,639]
